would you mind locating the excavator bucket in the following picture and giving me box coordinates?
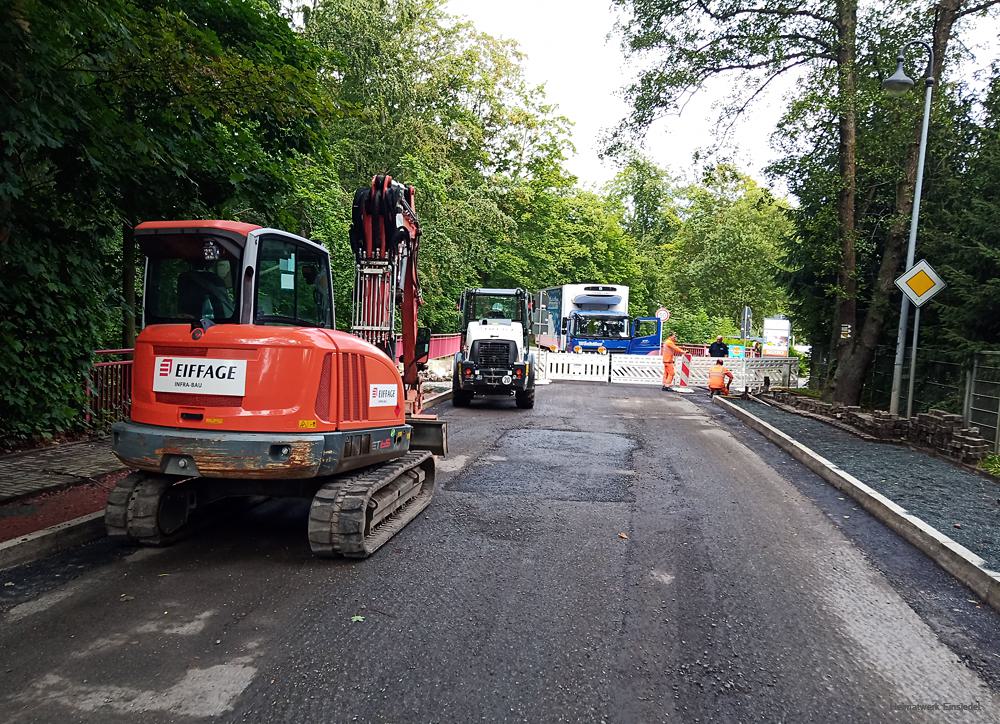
[408,417,447,456]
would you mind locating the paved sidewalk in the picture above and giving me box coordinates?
[0,438,121,503]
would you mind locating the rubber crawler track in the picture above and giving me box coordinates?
[308,450,435,558]
[105,472,189,546]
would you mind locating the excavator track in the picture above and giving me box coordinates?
[308,450,435,558]
[105,472,193,546]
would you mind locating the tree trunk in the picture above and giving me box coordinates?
[830,0,963,406]
[122,221,136,348]
[829,0,858,402]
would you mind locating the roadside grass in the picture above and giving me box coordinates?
[789,387,824,399]
[978,453,1000,477]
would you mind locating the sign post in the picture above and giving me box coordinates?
[741,306,752,342]
[894,259,946,418]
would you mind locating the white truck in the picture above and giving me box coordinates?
[533,284,661,355]
[452,288,535,408]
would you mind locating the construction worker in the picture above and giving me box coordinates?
[661,331,685,391]
[709,335,729,357]
[708,359,734,398]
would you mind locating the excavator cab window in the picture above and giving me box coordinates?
[255,236,333,328]
[143,235,239,326]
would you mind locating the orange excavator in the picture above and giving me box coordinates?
[106,175,446,557]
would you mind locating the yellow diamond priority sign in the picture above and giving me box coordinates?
[895,259,945,308]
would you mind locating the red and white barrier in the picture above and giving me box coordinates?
[675,354,694,392]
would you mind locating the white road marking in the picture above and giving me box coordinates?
[6,582,81,623]
[435,454,468,472]
[650,570,675,586]
[17,658,257,717]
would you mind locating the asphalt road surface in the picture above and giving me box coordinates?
[2,384,999,723]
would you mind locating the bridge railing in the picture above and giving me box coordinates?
[393,333,462,363]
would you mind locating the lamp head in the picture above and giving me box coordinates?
[883,59,914,95]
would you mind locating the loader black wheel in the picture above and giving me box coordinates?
[515,388,535,409]
[105,472,192,546]
[452,374,473,407]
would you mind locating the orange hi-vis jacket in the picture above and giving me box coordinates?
[708,365,733,389]
[661,338,685,362]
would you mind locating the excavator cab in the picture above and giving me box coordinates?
[107,213,443,558]
[139,222,334,330]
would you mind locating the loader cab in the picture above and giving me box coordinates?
[459,288,530,349]
[137,221,334,330]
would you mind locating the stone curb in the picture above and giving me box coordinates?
[421,389,453,409]
[715,396,1000,614]
[0,512,105,571]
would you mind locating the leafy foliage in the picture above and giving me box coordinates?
[1,0,795,443]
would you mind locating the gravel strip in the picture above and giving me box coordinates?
[732,398,1000,570]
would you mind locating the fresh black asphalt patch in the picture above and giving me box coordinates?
[446,428,637,502]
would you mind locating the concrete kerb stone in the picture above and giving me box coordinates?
[0,512,105,571]
[421,389,453,409]
[715,396,1000,613]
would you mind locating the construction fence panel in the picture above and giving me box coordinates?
[609,354,663,385]
[602,354,799,390]
[533,349,550,384]
[742,358,798,390]
[543,351,611,383]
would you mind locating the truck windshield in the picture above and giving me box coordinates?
[572,316,630,339]
[144,236,239,325]
[469,295,520,322]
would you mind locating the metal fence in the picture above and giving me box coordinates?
[966,353,1000,453]
[85,348,133,425]
[861,345,965,415]
[859,347,1000,453]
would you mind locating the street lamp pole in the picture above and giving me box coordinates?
[885,41,934,416]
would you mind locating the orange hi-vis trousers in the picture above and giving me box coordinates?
[662,361,675,386]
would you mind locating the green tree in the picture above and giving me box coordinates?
[612,0,995,402]
[0,0,326,441]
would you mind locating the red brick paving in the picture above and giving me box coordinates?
[0,469,128,543]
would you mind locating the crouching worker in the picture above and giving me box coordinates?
[708,360,734,398]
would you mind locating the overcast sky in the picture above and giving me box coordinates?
[445,0,999,192]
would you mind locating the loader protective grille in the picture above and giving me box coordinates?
[476,341,514,368]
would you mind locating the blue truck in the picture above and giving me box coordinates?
[532,284,661,355]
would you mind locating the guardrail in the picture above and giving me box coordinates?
[85,333,463,426]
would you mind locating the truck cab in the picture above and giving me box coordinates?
[453,288,536,408]
[566,313,662,355]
